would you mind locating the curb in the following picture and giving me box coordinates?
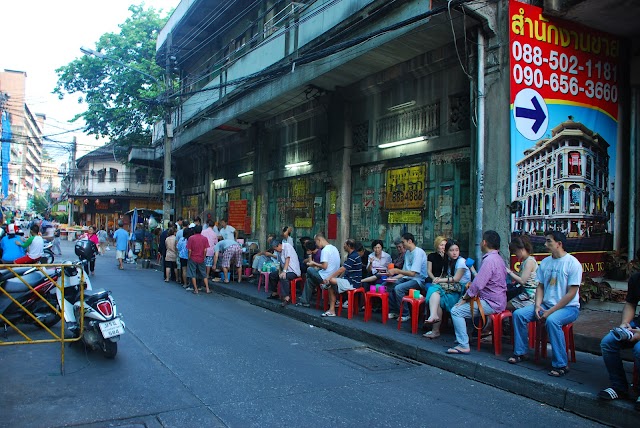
[210,282,639,427]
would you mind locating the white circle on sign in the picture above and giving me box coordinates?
[513,88,549,141]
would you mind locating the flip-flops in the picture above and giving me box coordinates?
[422,331,440,339]
[446,346,470,355]
[548,367,569,377]
[507,354,528,364]
[321,311,336,317]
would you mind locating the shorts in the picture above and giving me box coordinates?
[335,278,356,293]
[187,259,206,279]
[222,245,243,268]
[116,250,126,259]
[509,293,535,309]
[164,260,177,270]
[205,256,214,267]
[180,258,188,270]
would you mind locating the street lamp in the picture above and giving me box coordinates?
[79,46,174,221]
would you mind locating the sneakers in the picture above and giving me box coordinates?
[399,315,410,322]
[387,312,398,319]
[295,302,310,308]
[342,301,349,309]
[635,396,640,411]
[185,287,194,291]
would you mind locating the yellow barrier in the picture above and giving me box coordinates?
[0,263,86,375]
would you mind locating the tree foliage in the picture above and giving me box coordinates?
[30,193,50,215]
[54,5,171,150]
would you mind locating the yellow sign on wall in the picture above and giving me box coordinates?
[295,217,313,228]
[228,188,241,201]
[385,164,426,210]
[388,210,423,224]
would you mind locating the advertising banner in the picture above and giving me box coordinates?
[509,0,620,276]
[385,164,426,210]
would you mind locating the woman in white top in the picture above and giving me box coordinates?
[361,239,393,284]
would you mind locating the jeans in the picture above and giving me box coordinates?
[601,331,640,392]
[513,304,579,368]
[268,271,298,298]
[450,299,496,349]
[300,267,322,305]
[388,277,425,315]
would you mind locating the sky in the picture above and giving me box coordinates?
[0,0,179,162]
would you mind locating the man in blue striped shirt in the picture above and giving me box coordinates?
[320,239,362,317]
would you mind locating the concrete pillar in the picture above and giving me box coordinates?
[328,93,352,248]
[253,122,269,250]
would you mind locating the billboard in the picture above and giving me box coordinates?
[509,0,620,276]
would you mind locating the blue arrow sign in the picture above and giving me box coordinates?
[515,96,546,134]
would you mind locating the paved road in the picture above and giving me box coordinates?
[0,242,606,427]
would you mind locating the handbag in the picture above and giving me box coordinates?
[440,276,462,293]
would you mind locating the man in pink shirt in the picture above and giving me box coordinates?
[201,219,219,279]
[187,225,211,294]
[448,230,507,354]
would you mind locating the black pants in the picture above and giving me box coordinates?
[268,271,298,297]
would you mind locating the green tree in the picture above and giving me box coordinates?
[54,4,172,151]
[31,193,50,215]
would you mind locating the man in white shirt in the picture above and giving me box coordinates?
[387,232,428,322]
[266,239,301,307]
[218,219,237,241]
[296,232,340,308]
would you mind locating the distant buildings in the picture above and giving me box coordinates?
[514,118,610,238]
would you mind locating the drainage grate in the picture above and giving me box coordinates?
[327,346,420,371]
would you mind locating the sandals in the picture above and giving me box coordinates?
[422,331,440,339]
[597,387,628,401]
[321,311,336,317]
[548,367,569,377]
[507,354,528,364]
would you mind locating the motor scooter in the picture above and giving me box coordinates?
[57,258,125,359]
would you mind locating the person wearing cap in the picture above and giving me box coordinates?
[266,238,301,306]
[0,224,26,263]
[14,224,44,264]
[212,238,243,283]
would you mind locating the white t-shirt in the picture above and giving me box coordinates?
[219,225,236,241]
[319,244,341,280]
[279,242,301,276]
[537,253,582,308]
[368,251,392,274]
[404,246,428,281]
[27,235,44,259]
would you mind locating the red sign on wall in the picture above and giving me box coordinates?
[228,200,248,231]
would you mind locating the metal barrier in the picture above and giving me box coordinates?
[0,263,85,375]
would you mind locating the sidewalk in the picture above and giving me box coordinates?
[205,277,639,427]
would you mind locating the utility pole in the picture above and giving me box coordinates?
[68,136,76,226]
[163,32,174,223]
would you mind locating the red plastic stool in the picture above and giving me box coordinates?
[364,291,389,324]
[533,321,576,366]
[475,310,513,355]
[397,296,426,334]
[257,271,270,293]
[316,285,329,311]
[337,287,366,319]
[278,276,304,305]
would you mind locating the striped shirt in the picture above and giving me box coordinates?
[343,250,363,288]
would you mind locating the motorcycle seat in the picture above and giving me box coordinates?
[3,271,47,293]
[85,289,109,304]
[0,267,32,282]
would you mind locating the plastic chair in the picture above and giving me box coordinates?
[278,276,304,305]
[397,296,426,334]
[475,310,513,355]
[257,271,270,293]
[532,321,576,366]
[316,284,329,311]
[337,287,366,319]
[364,291,389,324]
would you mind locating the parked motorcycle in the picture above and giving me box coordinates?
[57,259,125,359]
[0,266,62,332]
[42,242,55,264]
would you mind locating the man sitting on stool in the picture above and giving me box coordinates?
[598,271,640,411]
